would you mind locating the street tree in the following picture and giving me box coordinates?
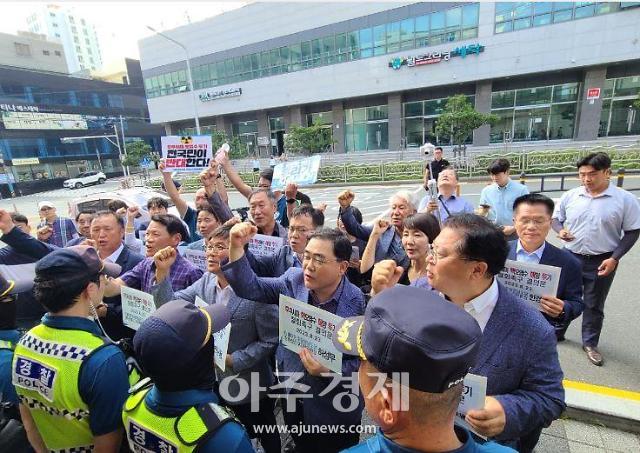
[121,140,155,167]
[210,130,246,159]
[435,94,498,148]
[284,122,335,155]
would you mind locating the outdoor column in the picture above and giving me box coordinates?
[473,80,492,146]
[575,66,607,141]
[288,106,303,128]
[388,93,402,151]
[332,100,345,153]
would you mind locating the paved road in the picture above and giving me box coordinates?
[2,179,639,393]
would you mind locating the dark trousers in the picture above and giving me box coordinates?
[232,398,281,453]
[572,252,617,347]
[281,396,360,453]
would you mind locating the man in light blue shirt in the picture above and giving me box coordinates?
[419,168,474,222]
[479,158,529,239]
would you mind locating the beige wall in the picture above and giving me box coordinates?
[0,31,69,73]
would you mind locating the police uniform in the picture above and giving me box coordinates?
[0,276,20,410]
[334,286,516,453]
[122,299,254,453]
[11,246,129,452]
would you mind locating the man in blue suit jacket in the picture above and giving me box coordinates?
[0,210,144,339]
[509,194,584,341]
[372,213,565,453]
[223,224,365,453]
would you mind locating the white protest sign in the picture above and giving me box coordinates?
[271,155,322,190]
[455,373,488,439]
[161,135,213,173]
[195,297,231,371]
[183,249,207,272]
[278,294,343,374]
[121,287,156,331]
[497,259,561,308]
[248,234,285,257]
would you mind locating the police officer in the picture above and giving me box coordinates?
[122,299,255,453]
[12,246,129,452]
[334,285,515,453]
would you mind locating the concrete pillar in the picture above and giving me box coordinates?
[164,124,172,136]
[257,111,270,157]
[473,80,492,146]
[289,106,303,128]
[388,93,402,151]
[216,116,232,137]
[575,66,607,141]
[331,100,345,153]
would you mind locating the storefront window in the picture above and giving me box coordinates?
[515,87,552,106]
[599,75,640,137]
[344,105,389,151]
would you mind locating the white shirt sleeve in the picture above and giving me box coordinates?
[552,192,568,223]
[622,192,640,231]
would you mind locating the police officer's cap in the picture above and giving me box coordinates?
[333,285,482,393]
[133,300,230,377]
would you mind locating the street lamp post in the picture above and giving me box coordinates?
[146,25,201,135]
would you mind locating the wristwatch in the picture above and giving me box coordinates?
[286,198,297,204]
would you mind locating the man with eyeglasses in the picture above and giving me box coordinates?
[372,214,564,453]
[222,224,365,453]
[508,194,583,342]
[246,204,324,277]
[37,201,78,248]
[552,152,640,366]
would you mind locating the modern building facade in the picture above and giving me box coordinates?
[0,58,163,196]
[26,4,103,73]
[0,31,69,74]
[139,2,640,156]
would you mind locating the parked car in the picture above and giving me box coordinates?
[69,188,179,224]
[63,171,107,189]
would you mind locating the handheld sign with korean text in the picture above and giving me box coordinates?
[279,294,343,374]
[195,297,231,371]
[121,287,156,331]
[497,259,561,308]
[161,135,213,173]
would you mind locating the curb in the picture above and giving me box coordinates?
[563,380,640,434]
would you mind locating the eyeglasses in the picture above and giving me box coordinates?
[288,226,310,235]
[39,207,52,212]
[205,244,227,253]
[257,184,271,189]
[303,253,340,267]
[515,218,549,227]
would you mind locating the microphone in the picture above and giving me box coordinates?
[427,179,438,201]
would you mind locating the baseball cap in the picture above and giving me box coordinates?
[333,285,482,393]
[133,300,231,377]
[35,245,121,282]
[0,274,16,298]
[38,201,55,210]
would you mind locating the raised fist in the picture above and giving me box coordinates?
[371,260,404,296]
[337,190,355,209]
[230,222,258,249]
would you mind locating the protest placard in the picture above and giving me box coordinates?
[271,155,322,190]
[121,287,156,331]
[182,249,207,272]
[248,234,285,257]
[455,373,488,439]
[497,259,561,308]
[279,294,343,374]
[195,297,232,371]
[161,135,213,173]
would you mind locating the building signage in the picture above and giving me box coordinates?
[0,104,39,113]
[389,43,485,70]
[199,87,242,102]
[1,111,88,130]
[12,158,40,166]
[587,88,601,100]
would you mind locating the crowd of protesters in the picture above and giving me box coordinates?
[0,147,637,453]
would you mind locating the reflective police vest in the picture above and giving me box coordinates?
[123,383,236,453]
[0,338,15,351]
[11,323,107,452]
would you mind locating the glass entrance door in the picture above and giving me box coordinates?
[513,107,550,141]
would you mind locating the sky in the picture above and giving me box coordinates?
[0,1,248,65]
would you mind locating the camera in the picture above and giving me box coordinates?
[420,143,435,156]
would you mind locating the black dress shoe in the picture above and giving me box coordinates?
[583,346,603,366]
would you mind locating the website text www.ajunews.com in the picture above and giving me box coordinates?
[252,423,377,436]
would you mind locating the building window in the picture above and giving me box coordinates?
[85,38,90,45]
[490,83,579,142]
[599,75,640,137]
[42,50,50,56]
[402,96,476,147]
[14,42,31,56]
[344,105,389,152]
[74,36,79,44]
[55,50,61,56]
[49,12,56,17]
[52,22,58,28]
[232,120,259,156]
[55,33,61,38]
[76,46,81,53]
[81,18,86,25]
[78,55,84,62]
[147,3,480,98]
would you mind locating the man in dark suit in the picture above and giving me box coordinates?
[372,213,565,453]
[509,194,584,341]
[0,210,143,340]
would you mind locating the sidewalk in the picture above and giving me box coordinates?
[537,419,639,452]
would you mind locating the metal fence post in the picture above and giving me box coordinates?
[617,168,626,188]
